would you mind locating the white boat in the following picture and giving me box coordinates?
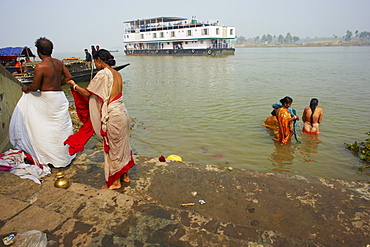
[123,16,236,56]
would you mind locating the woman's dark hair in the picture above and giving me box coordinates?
[280,96,293,105]
[35,37,53,55]
[309,98,319,125]
[93,49,116,66]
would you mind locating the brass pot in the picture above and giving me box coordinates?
[54,172,70,189]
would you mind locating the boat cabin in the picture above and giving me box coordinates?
[123,16,236,55]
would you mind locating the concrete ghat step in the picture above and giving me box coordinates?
[0,172,260,246]
[1,155,370,246]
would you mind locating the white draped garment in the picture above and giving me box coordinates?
[9,91,75,167]
[87,68,133,186]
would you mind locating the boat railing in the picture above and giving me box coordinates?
[124,22,218,34]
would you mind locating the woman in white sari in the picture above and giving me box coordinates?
[67,49,134,189]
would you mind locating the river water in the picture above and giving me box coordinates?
[57,47,370,182]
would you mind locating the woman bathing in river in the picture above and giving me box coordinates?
[302,98,323,135]
[274,96,299,145]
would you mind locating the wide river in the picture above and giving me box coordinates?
[58,47,370,182]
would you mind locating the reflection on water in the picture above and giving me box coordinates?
[270,141,295,173]
[61,47,370,183]
[269,133,322,173]
[299,134,321,163]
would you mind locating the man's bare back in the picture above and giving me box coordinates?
[22,46,72,92]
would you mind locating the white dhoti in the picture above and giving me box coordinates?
[9,91,75,167]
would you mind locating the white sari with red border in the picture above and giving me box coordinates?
[87,68,134,187]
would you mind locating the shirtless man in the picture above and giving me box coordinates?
[10,37,75,168]
[22,37,72,92]
[302,98,323,134]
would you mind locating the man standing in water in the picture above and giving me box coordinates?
[302,98,323,134]
[10,37,75,167]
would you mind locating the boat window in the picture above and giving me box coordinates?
[202,28,209,35]
[141,34,144,39]
[216,28,220,35]
[153,33,157,38]
[187,30,192,36]
[171,31,175,37]
[160,32,164,38]
[230,29,234,35]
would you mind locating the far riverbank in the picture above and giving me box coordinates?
[235,40,370,48]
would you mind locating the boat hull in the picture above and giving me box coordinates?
[124,48,235,56]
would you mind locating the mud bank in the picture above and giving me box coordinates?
[0,138,369,246]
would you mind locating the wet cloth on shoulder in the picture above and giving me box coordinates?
[9,91,75,167]
[87,68,135,188]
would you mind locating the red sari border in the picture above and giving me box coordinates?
[106,151,135,188]
[302,128,319,135]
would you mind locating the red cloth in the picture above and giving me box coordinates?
[64,87,94,155]
[302,128,318,135]
[0,149,42,170]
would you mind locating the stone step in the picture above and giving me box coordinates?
[1,154,369,246]
[0,171,258,246]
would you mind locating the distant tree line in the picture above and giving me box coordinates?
[236,30,370,44]
[339,30,370,42]
[235,33,299,44]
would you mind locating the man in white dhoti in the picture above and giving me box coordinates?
[9,37,75,167]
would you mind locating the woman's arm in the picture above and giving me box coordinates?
[289,115,299,122]
[66,80,91,97]
[301,109,308,122]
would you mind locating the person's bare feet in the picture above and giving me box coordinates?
[121,172,130,183]
[101,179,121,190]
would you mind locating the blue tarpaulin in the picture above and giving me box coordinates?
[0,47,35,57]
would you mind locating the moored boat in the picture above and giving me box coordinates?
[0,47,129,85]
[0,46,36,72]
[13,62,130,85]
[123,16,236,56]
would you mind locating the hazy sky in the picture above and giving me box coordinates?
[1,0,369,53]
